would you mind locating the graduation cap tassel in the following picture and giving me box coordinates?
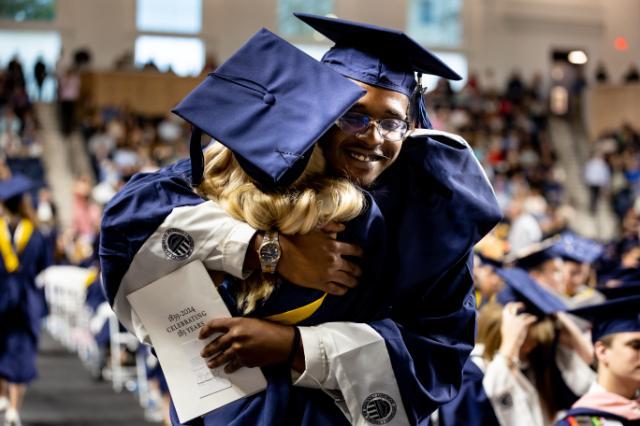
[413,73,432,129]
[189,127,204,186]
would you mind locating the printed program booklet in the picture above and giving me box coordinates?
[127,260,267,423]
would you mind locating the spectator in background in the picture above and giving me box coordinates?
[505,70,526,105]
[556,296,640,426]
[113,50,135,71]
[506,196,543,254]
[623,63,640,84]
[58,66,81,136]
[33,57,47,101]
[71,177,101,240]
[594,62,609,84]
[584,145,611,215]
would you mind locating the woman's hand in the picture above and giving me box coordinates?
[199,317,302,374]
[499,302,537,361]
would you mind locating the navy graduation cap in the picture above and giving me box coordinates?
[496,267,568,317]
[553,232,604,264]
[508,238,561,271]
[0,174,34,201]
[173,28,366,189]
[294,12,462,129]
[476,252,504,269]
[568,295,640,342]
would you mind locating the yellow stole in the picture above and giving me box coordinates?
[0,217,34,273]
[265,293,328,325]
[85,267,99,287]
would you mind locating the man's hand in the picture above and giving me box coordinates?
[199,317,300,374]
[278,222,363,295]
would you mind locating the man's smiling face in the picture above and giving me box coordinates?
[320,81,410,187]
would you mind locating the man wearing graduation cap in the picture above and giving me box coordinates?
[0,175,52,426]
[510,239,570,303]
[553,232,605,308]
[100,14,501,426]
[556,296,640,426]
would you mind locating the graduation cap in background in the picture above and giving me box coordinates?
[0,174,34,202]
[475,232,507,268]
[476,252,504,269]
[553,232,604,264]
[294,12,462,129]
[506,238,561,271]
[568,295,640,342]
[173,28,366,189]
[496,267,568,317]
[597,281,640,300]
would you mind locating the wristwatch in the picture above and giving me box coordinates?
[258,231,281,273]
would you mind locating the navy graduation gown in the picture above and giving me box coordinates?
[437,360,500,426]
[0,221,51,383]
[101,130,502,425]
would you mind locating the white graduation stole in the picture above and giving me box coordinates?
[0,217,34,273]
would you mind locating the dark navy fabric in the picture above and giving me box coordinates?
[437,360,500,426]
[100,132,502,425]
[0,224,51,383]
[169,366,353,426]
[85,276,107,312]
[556,407,640,426]
[599,267,640,287]
[172,28,365,189]
[85,276,111,346]
[100,159,203,306]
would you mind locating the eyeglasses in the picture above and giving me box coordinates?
[335,112,410,142]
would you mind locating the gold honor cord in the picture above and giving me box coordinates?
[0,218,34,273]
[265,293,328,325]
[85,267,99,287]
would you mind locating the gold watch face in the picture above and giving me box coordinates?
[259,242,281,264]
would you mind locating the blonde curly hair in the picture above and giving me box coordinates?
[196,142,365,313]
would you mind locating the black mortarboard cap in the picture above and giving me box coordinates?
[496,267,568,317]
[0,174,34,201]
[173,28,366,190]
[569,295,640,342]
